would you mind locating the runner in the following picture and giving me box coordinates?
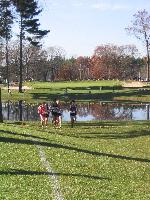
[38,102,49,128]
[51,99,62,128]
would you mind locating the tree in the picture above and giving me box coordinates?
[125,9,150,81]
[0,0,14,92]
[47,46,65,81]
[92,44,140,80]
[58,57,77,81]
[0,0,14,123]
[11,0,50,92]
[18,43,48,81]
[75,56,91,80]
[0,43,5,80]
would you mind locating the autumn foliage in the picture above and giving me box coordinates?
[0,43,145,82]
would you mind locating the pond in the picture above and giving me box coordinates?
[2,101,150,122]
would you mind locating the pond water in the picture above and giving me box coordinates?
[2,101,150,122]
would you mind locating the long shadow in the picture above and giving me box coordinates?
[33,88,57,90]
[33,86,122,91]
[0,135,149,163]
[0,130,47,141]
[61,86,122,90]
[27,83,150,102]
[73,130,150,139]
[29,88,150,101]
[67,121,150,139]
[0,169,110,180]
[54,127,150,140]
[30,92,114,101]
[114,90,150,98]
[75,121,150,128]
[75,121,130,127]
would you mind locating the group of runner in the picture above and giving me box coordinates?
[37,99,77,128]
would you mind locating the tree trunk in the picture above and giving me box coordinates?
[146,39,150,81]
[0,88,3,123]
[6,38,10,93]
[19,16,23,93]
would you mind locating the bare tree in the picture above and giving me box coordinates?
[125,9,150,81]
[47,46,66,81]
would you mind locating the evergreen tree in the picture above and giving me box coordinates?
[0,0,14,92]
[0,0,14,123]
[11,0,50,92]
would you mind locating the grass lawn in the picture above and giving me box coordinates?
[0,120,150,199]
[1,80,150,103]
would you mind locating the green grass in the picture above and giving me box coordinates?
[1,80,121,102]
[0,121,150,199]
[25,80,122,88]
[2,80,150,103]
[0,125,53,200]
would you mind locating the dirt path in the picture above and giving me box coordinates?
[2,86,32,90]
[122,81,146,88]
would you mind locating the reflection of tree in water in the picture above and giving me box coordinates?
[77,103,90,117]
[3,101,39,121]
[3,101,20,120]
[78,103,137,120]
[2,101,149,121]
[24,103,39,120]
[91,103,116,120]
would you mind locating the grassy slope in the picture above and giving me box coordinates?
[0,121,150,200]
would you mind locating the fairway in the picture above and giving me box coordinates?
[0,121,150,200]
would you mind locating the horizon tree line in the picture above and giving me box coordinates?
[0,41,146,82]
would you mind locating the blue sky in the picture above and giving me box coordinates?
[38,0,150,57]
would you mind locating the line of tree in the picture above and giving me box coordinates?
[0,42,146,82]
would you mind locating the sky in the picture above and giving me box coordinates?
[38,0,150,57]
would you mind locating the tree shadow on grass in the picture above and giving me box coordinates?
[0,130,48,141]
[30,92,111,101]
[75,120,150,128]
[0,169,110,180]
[73,130,150,140]
[29,88,150,101]
[0,135,149,163]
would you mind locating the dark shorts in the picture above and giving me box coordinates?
[52,112,60,117]
[44,112,49,118]
[70,112,76,117]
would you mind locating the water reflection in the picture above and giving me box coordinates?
[2,101,150,121]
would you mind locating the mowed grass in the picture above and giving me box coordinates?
[2,80,150,102]
[0,121,150,200]
[25,80,122,89]
[0,124,53,200]
[1,80,122,102]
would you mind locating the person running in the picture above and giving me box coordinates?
[38,102,49,128]
[70,100,77,128]
[51,99,62,128]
